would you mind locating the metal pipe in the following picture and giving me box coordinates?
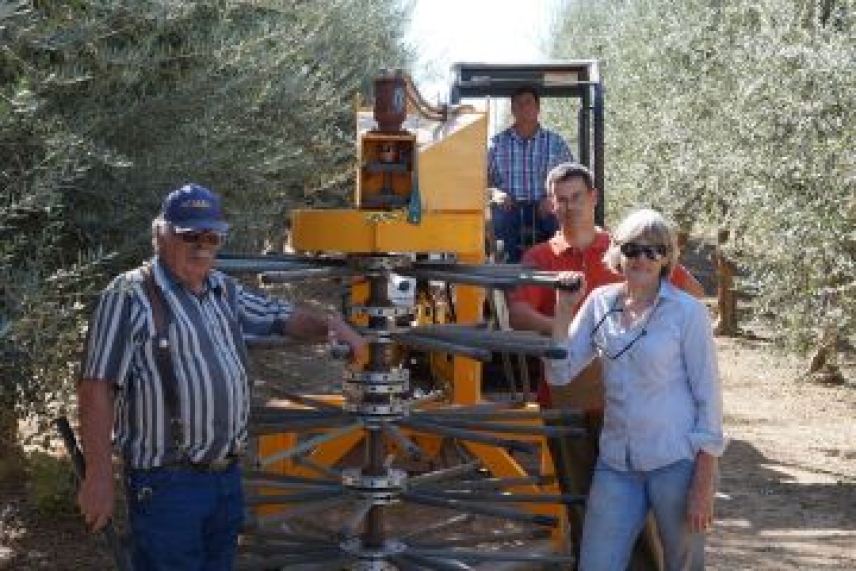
[381,423,424,459]
[259,422,362,466]
[259,266,352,284]
[401,491,557,527]
[405,547,576,565]
[242,470,341,489]
[414,490,586,505]
[413,417,585,437]
[400,419,537,454]
[408,528,551,548]
[393,553,475,571]
[392,332,493,361]
[406,461,482,486]
[255,496,350,527]
[244,490,346,505]
[415,475,553,490]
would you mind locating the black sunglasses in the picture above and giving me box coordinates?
[620,242,668,261]
[175,231,226,247]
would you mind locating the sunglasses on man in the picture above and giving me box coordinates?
[175,231,226,247]
[620,242,668,261]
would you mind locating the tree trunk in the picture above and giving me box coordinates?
[714,228,738,336]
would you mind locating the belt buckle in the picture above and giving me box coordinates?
[207,457,234,471]
[189,456,235,472]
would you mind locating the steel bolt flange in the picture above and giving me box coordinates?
[342,467,408,492]
[347,255,412,272]
[344,369,410,383]
[342,538,407,568]
[348,305,415,319]
[344,381,408,398]
[343,400,408,417]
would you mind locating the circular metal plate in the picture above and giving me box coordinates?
[344,369,410,383]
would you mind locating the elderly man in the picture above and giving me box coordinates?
[507,163,704,569]
[77,183,365,570]
[488,85,574,263]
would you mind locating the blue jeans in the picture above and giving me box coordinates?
[490,201,557,263]
[125,465,244,571]
[580,459,705,571]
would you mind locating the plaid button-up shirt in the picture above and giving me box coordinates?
[488,125,574,202]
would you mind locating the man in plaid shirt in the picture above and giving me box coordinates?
[488,85,574,263]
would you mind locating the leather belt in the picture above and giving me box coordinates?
[179,456,238,473]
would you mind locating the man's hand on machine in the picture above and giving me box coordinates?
[327,316,368,366]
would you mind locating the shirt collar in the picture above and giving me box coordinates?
[509,124,543,142]
[548,227,612,255]
[152,256,219,295]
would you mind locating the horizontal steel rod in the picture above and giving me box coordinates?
[416,418,585,437]
[393,333,493,361]
[401,326,567,359]
[400,419,537,454]
[414,490,586,505]
[245,490,346,505]
[416,475,553,490]
[260,422,362,467]
[406,547,576,565]
[259,266,353,283]
[235,553,349,570]
[406,461,482,486]
[239,530,336,546]
[409,528,551,548]
[418,408,584,422]
[243,470,341,489]
[401,491,558,527]
[250,418,354,435]
[398,513,474,540]
[392,553,475,571]
[273,392,346,411]
[254,495,350,527]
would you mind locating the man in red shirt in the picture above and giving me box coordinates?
[507,162,704,569]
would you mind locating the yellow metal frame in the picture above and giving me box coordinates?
[257,106,569,546]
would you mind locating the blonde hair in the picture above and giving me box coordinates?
[603,209,678,277]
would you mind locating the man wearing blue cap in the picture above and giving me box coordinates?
[76,183,366,570]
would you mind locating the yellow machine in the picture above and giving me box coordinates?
[226,65,604,570]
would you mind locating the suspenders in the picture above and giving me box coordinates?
[140,264,185,455]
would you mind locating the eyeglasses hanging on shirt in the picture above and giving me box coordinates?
[591,296,661,360]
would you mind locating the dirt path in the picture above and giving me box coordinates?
[1,334,854,569]
[709,335,856,570]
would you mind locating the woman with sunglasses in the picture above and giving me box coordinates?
[547,208,725,571]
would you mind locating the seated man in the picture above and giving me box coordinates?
[487,85,574,263]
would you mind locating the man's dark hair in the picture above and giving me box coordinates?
[511,85,540,105]
[546,162,595,193]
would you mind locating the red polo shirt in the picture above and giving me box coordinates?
[508,228,696,406]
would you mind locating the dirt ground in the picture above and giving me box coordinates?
[1,295,855,569]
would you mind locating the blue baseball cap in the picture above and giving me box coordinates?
[161,183,229,233]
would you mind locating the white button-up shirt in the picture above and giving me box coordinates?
[545,281,725,471]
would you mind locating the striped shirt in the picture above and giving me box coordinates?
[488,125,574,202]
[80,257,293,469]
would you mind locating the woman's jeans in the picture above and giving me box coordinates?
[125,464,244,571]
[580,458,705,571]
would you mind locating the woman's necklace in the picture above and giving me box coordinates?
[621,286,660,328]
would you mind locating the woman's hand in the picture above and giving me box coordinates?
[552,271,585,340]
[687,452,717,533]
[554,271,586,313]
